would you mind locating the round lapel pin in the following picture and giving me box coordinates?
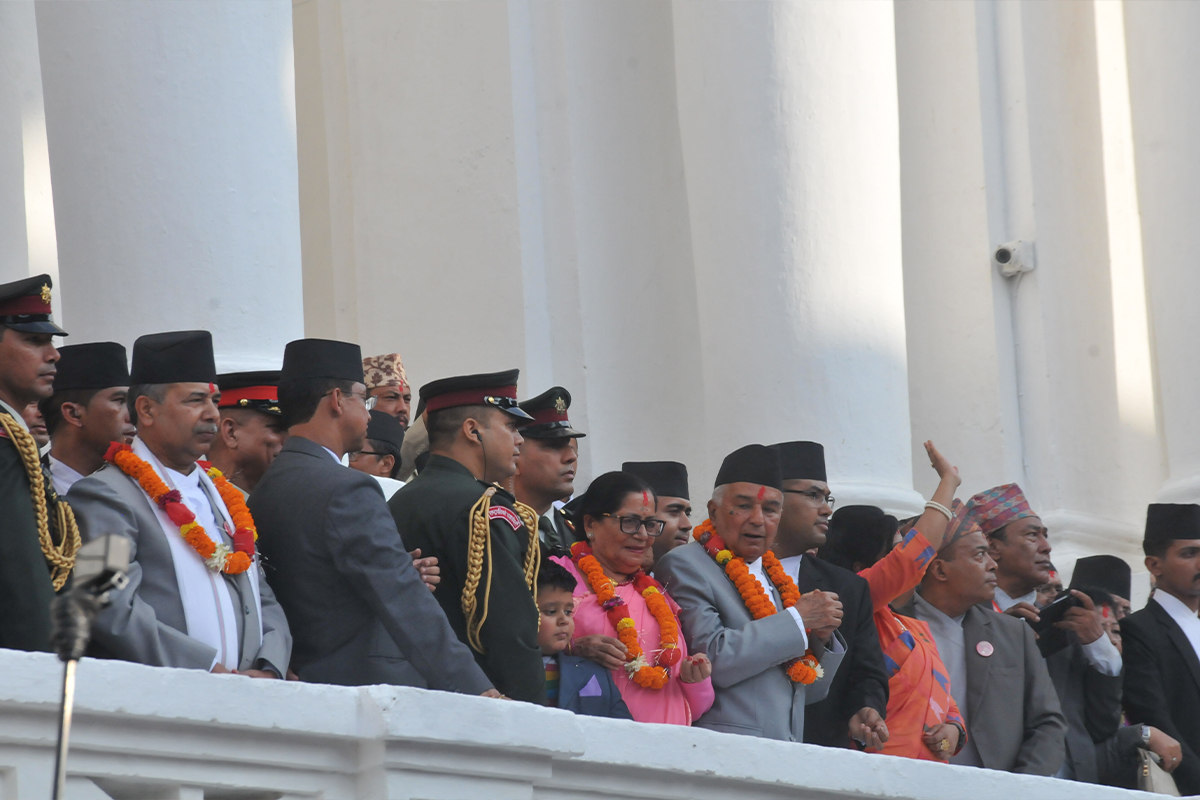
[976,641,994,657]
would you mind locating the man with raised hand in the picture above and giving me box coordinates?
[68,331,290,676]
[251,339,492,695]
[896,505,1066,774]
[656,444,845,742]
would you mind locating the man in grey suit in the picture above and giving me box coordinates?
[656,444,846,742]
[901,515,1066,775]
[68,331,290,676]
[249,338,495,695]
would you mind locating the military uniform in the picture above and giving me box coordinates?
[388,370,545,702]
[0,275,79,651]
[516,385,586,554]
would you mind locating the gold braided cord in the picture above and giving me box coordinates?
[0,414,80,590]
[512,500,540,593]
[463,487,496,653]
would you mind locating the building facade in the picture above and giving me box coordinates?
[2,0,1196,589]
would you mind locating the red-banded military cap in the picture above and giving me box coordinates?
[217,371,281,416]
[0,274,67,335]
[419,369,532,420]
[964,483,1037,537]
[518,386,585,439]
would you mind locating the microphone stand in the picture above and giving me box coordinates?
[47,536,129,800]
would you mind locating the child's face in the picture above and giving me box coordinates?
[537,586,576,656]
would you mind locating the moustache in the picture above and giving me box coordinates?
[193,423,218,436]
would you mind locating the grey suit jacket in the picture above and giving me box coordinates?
[248,436,492,694]
[656,541,844,742]
[899,598,1067,774]
[67,464,291,674]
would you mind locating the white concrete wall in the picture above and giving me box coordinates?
[0,650,1160,800]
[35,0,304,371]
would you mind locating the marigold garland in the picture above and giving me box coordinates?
[105,443,255,575]
[569,540,682,689]
[693,518,823,684]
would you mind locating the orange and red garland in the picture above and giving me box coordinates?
[105,442,257,575]
[693,518,821,684]
[570,540,681,689]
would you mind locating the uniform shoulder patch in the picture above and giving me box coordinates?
[488,505,522,530]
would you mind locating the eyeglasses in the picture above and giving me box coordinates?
[350,450,386,460]
[324,388,376,410]
[783,488,835,509]
[601,514,666,537]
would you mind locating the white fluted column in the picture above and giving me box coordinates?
[671,1,921,512]
[0,0,58,300]
[35,0,303,369]
[1124,1,1200,505]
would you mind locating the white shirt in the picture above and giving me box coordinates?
[0,398,28,431]
[746,556,808,651]
[994,585,1122,676]
[1154,591,1200,660]
[779,554,803,586]
[48,455,87,497]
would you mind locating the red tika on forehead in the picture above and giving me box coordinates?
[642,491,651,507]
[757,485,767,501]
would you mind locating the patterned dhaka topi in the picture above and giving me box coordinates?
[963,483,1037,537]
[362,353,409,393]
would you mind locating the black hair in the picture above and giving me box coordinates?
[1144,538,1171,559]
[277,377,356,428]
[1074,584,1115,611]
[426,404,491,450]
[39,388,101,436]
[127,384,168,426]
[537,558,577,594]
[988,523,1009,542]
[571,470,656,530]
[818,505,897,572]
[365,436,402,479]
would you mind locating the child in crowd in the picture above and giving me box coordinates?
[537,559,632,719]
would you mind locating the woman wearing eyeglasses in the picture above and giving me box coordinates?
[551,471,714,725]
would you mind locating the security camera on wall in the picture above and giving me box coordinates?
[993,240,1036,277]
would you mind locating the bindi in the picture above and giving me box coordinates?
[208,383,217,395]
[643,491,650,508]
[757,486,767,501]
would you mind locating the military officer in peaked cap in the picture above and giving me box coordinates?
[207,371,286,496]
[0,274,81,651]
[511,386,585,554]
[389,370,547,703]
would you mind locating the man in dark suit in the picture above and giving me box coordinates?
[966,483,1123,783]
[511,386,585,554]
[903,522,1066,774]
[1122,503,1200,793]
[770,440,889,750]
[389,370,546,703]
[249,338,493,695]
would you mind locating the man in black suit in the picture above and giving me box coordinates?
[770,440,889,749]
[249,338,494,696]
[1122,503,1200,793]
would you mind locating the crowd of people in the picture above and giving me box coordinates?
[3,272,1200,791]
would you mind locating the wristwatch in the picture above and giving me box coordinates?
[1141,725,1152,747]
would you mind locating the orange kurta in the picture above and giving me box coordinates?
[860,528,965,761]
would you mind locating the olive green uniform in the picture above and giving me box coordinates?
[0,403,58,651]
[389,454,544,703]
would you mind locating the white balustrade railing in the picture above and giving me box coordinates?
[0,650,1161,800]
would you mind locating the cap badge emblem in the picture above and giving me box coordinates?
[554,397,567,413]
[40,284,52,305]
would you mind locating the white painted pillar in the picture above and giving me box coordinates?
[1123,0,1200,505]
[35,0,303,369]
[671,1,921,512]
[0,0,59,301]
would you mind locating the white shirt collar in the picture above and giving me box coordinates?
[1154,590,1200,660]
[0,398,29,432]
[321,445,342,463]
[48,455,87,496]
[993,584,1038,611]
